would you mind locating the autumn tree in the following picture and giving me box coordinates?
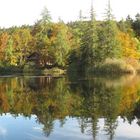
[49,23,72,67]
[31,7,52,67]
[31,7,73,68]
[118,31,140,66]
[0,32,10,64]
[12,28,32,66]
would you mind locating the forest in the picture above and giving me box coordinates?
[0,2,140,75]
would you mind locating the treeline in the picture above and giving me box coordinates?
[0,5,140,74]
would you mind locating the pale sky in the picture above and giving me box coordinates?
[0,0,140,28]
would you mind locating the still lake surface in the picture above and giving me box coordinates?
[0,75,140,140]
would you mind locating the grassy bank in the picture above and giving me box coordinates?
[0,59,140,76]
[68,58,140,78]
[91,59,136,75]
[0,64,66,77]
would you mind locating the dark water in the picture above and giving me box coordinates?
[0,75,140,140]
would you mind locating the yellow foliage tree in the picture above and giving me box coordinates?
[118,31,140,66]
[0,32,9,61]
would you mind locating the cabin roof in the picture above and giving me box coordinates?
[27,52,40,61]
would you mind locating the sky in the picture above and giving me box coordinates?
[0,0,140,28]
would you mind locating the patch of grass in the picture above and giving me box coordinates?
[42,67,66,77]
[91,59,135,75]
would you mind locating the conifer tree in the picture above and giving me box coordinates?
[80,0,99,71]
[98,0,120,59]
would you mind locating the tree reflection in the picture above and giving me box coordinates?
[0,75,139,139]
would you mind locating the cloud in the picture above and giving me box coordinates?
[32,126,43,132]
[0,127,7,136]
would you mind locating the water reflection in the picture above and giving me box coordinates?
[0,75,139,139]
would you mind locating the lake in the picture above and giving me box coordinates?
[0,75,139,140]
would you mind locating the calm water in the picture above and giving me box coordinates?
[0,75,140,140]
